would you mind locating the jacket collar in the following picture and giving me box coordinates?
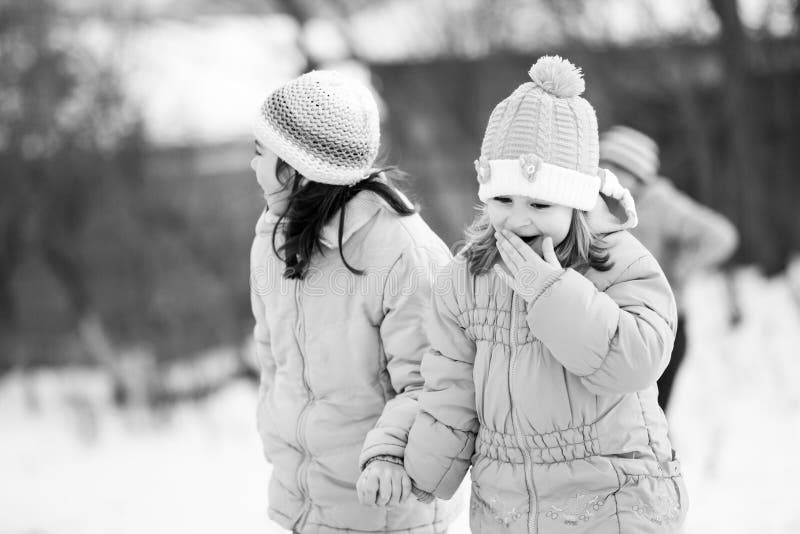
[256,188,413,249]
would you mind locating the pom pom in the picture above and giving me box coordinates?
[528,55,585,98]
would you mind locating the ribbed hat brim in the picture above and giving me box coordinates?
[478,159,600,211]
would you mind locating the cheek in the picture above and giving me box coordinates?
[256,159,276,188]
[542,212,572,244]
[485,206,505,229]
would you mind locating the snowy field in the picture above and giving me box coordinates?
[2,267,800,534]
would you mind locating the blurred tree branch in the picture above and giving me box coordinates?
[707,0,767,265]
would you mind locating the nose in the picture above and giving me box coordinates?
[250,156,258,172]
[504,205,533,230]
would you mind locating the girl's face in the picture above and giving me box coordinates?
[251,141,291,215]
[486,195,573,255]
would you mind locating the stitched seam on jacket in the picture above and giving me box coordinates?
[269,507,294,522]
[456,310,512,322]
[611,461,624,534]
[591,254,651,377]
[380,251,406,314]
[577,324,620,379]
[607,253,651,287]
[479,437,600,451]
[433,436,473,494]
[305,513,454,533]
[579,253,665,380]
[635,391,657,457]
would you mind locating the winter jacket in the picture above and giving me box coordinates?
[404,188,688,534]
[251,189,459,534]
[631,177,738,309]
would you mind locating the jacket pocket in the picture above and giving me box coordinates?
[536,458,620,532]
[613,455,688,531]
[470,479,528,533]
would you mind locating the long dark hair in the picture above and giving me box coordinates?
[271,159,416,279]
[463,205,613,275]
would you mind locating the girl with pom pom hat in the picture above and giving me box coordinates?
[401,56,688,533]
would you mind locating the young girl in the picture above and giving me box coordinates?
[249,70,457,533]
[403,56,688,533]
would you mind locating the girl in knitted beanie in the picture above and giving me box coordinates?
[401,56,688,533]
[249,70,458,533]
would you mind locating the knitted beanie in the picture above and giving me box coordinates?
[476,56,601,211]
[599,125,659,184]
[253,70,380,186]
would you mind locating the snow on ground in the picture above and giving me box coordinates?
[0,374,273,534]
[2,267,800,533]
[670,267,800,533]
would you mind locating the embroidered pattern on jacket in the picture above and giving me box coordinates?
[471,490,525,527]
[631,490,681,524]
[543,491,608,526]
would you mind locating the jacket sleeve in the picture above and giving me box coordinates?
[660,185,739,274]
[526,253,677,396]
[251,238,277,462]
[358,244,453,469]
[403,261,478,499]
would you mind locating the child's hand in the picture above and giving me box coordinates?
[356,459,412,507]
[494,230,563,302]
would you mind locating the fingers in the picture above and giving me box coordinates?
[357,471,378,506]
[541,236,561,267]
[493,232,515,274]
[387,472,402,507]
[361,464,418,508]
[501,230,535,257]
[495,241,516,276]
[375,470,393,506]
[401,473,412,503]
[412,485,435,503]
[495,230,531,266]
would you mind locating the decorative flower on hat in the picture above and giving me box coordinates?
[519,153,542,182]
[475,156,491,184]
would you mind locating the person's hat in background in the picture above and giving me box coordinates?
[599,125,659,184]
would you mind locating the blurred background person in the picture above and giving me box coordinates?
[599,125,739,412]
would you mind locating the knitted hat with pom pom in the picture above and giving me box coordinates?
[253,70,380,186]
[476,56,601,210]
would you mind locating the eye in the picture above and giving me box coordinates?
[530,202,551,209]
[254,142,262,156]
[492,196,512,204]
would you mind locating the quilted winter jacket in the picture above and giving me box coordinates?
[405,191,688,534]
[251,190,458,533]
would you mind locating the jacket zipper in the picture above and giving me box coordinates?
[508,293,539,534]
[293,281,313,531]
